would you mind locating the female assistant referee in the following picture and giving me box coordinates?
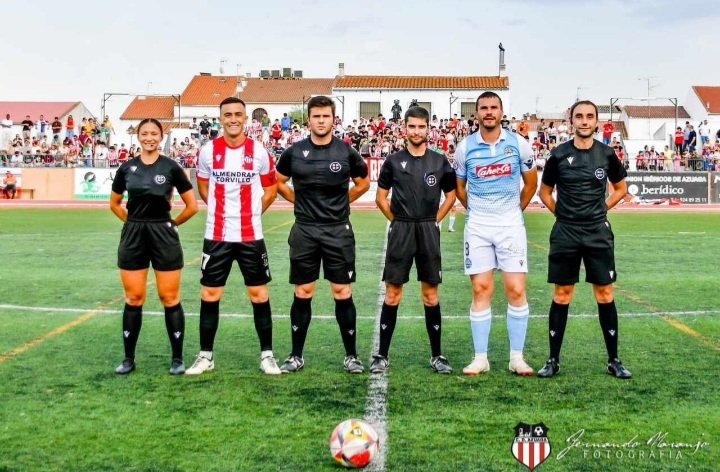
[109,118,198,375]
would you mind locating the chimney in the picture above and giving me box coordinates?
[338,62,345,77]
[498,43,506,77]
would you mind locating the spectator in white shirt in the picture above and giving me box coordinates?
[698,120,710,146]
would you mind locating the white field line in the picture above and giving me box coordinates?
[363,222,390,472]
[1,303,718,320]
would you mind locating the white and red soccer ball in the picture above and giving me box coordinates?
[329,419,380,468]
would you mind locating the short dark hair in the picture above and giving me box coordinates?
[569,100,598,119]
[219,96,246,110]
[404,106,430,124]
[307,96,335,116]
[476,91,503,110]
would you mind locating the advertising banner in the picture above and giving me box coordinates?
[73,168,118,200]
[625,172,708,204]
[710,173,720,204]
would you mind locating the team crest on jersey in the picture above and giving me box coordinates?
[594,168,606,180]
[154,175,166,185]
[243,156,254,165]
[130,166,137,172]
[302,150,310,158]
[504,146,515,157]
[401,161,407,169]
[511,422,551,471]
[425,173,437,186]
[329,161,342,172]
[523,156,534,170]
[215,154,223,162]
[567,156,575,165]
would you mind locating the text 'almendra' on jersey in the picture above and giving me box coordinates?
[197,137,276,243]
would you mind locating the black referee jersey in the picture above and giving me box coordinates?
[276,136,368,224]
[111,156,193,220]
[542,140,626,224]
[377,148,456,220]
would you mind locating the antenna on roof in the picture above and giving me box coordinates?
[220,59,227,75]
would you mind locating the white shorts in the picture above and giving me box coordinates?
[463,221,528,275]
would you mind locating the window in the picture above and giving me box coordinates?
[461,102,476,118]
[359,102,381,119]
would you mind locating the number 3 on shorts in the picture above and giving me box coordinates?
[201,253,211,271]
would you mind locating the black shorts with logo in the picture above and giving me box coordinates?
[383,219,442,285]
[200,239,271,287]
[118,220,183,271]
[548,219,616,285]
[288,222,356,285]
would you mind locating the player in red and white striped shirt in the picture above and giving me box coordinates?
[186,97,281,376]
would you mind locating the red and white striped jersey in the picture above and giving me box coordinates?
[197,137,276,243]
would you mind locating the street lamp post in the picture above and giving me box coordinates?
[127,125,135,147]
[449,92,457,117]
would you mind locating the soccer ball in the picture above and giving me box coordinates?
[329,419,380,468]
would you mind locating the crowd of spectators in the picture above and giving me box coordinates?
[3,110,719,173]
[0,113,125,168]
[630,120,720,171]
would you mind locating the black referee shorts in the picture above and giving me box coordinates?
[200,239,271,287]
[383,219,442,285]
[288,222,356,285]
[118,220,183,271]
[548,220,617,285]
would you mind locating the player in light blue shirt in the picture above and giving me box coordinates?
[455,92,538,376]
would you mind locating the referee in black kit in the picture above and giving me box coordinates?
[275,96,370,374]
[537,100,632,379]
[109,118,198,375]
[370,106,457,374]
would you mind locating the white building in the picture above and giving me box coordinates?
[331,74,509,122]
[120,54,512,138]
[684,86,720,140]
[620,105,691,166]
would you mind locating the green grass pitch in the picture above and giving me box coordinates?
[0,208,718,471]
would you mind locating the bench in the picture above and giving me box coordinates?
[0,187,34,199]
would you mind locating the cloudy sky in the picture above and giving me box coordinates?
[2,0,717,119]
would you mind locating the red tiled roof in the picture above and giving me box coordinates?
[333,75,509,90]
[180,75,241,106]
[241,78,333,103]
[120,96,176,120]
[0,101,79,124]
[623,105,690,119]
[692,86,720,114]
[180,76,334,106]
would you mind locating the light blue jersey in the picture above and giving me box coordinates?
[455,129,535,226]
